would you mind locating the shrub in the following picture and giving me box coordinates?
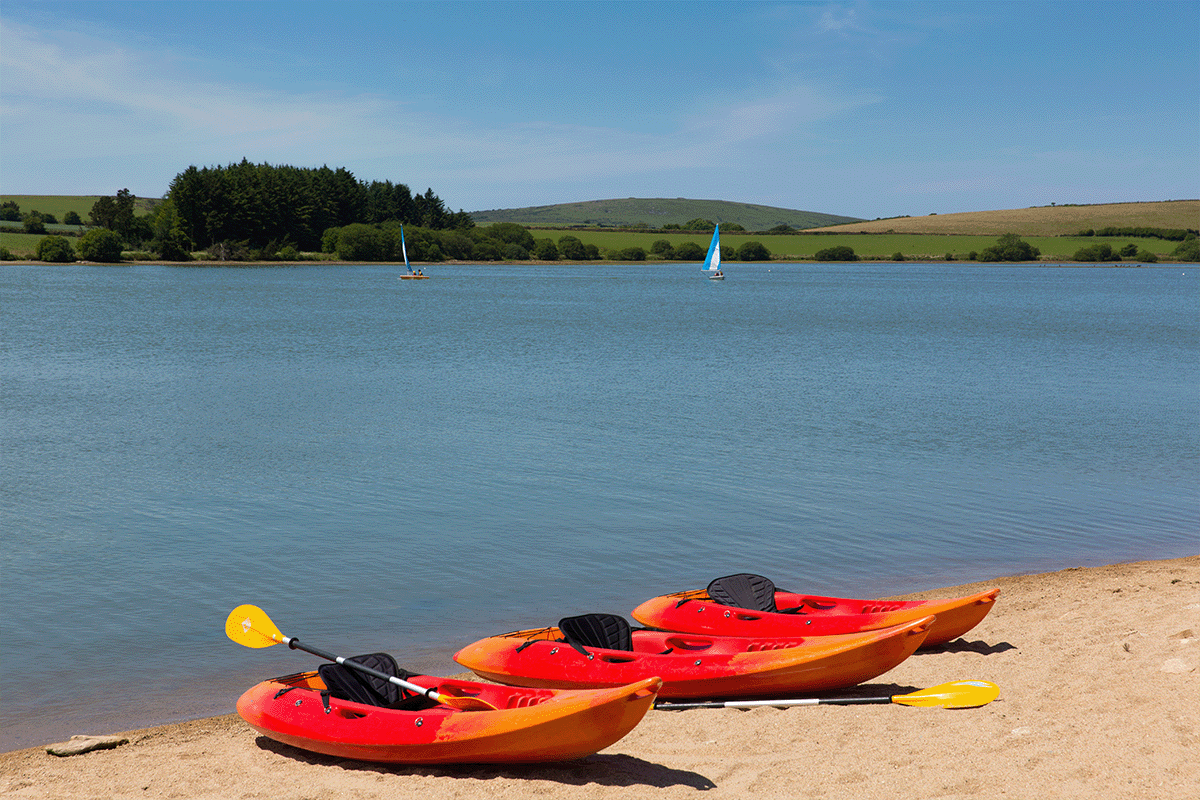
[1135,249,1158,263]
[336,223,389,261]
[1171,237,1199,262]
[502,243,529,260]
[206,240,250,261]
[533,238,559,260]
[36,236,76,263]
[483,222,536,250]
[891,251,906,261]
[23,213,46,234]
[815,245,858,261]
[63,211,83,226]
[321,227,341,253]
[558,235,587,260]
[674,242,705,261]
[472,240,502,261]
[78,228,124,262]
[0,246,15,260]
[0,200,20,221]
[650,239,674,257]
[613,247,647,261]
[1073,243,1120,262]
[736,241,771,261]
[979,233,1039,262]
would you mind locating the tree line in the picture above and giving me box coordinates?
[169,159,471,253]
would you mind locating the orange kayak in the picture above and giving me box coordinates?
[454,613,931,700]
[236,666,660,764]
[631,573,998,647]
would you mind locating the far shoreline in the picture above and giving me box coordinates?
[3,258,1195,268]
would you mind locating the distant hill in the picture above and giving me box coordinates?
[806,200,1199,237]
[468,198,861,230]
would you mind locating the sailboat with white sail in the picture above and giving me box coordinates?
[702,225,723,280]
[398,224,428,279]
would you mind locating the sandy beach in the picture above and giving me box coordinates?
[3,555,1196,799]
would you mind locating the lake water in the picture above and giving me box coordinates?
[2,261,1197,751]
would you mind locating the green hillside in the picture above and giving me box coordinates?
[1,194,162,220]
[468,198,860,230]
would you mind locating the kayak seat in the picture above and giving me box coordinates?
[559,613,634,653]
[318,652,439,711]
[707,573,780,612]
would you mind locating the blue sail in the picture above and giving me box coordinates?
[702,225,721,272]
[401,225,410,270]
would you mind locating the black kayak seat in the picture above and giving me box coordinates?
[706,573,780,613]
[558,613,634,652]
[318,652,439,710]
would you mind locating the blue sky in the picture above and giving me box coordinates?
[1,1,1197,219]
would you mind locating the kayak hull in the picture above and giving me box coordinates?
[632,587,998,647]
[454,617,931,700]
[236,671,660,764]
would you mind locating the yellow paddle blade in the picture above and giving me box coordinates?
[893,680,999,709]
[226,604,287,649]
[435,695,500,712]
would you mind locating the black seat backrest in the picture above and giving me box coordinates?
[558,613,634,652]
[707,573,779,612]
[318,652,438,710]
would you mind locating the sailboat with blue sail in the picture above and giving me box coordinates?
[398,224,428,279]
[703,225,723,280]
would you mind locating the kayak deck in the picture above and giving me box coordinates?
[237,669,660,763]
[632,580,998,647]
[454,616,931,699]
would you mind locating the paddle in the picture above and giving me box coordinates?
[225,604,497,711]
[654,680,999,711]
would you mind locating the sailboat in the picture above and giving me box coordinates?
[398,225,428,279]
[703,225,723,280]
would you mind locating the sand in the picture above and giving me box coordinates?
[3,556,1196,799]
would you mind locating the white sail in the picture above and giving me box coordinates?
[401,225,410,270]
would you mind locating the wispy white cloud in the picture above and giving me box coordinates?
[0,17,872,205]
[817,6,861,33]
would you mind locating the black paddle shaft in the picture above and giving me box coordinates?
[285,637,437,700]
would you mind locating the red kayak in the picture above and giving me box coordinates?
[236,653,660,764]
[631,573,998,647]
[454,612,931,700]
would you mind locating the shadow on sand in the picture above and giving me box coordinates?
[255,737,716,790]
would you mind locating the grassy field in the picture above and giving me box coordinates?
[533,229,1184,261]
[808,200,1199,236]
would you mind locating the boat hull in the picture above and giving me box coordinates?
[631,588,998,647]
[454,618,930,700]
[236,671,660,763]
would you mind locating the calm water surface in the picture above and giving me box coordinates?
[2,261,1197,750]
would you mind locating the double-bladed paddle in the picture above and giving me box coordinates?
[654,680,999,710]
[225,604,497,711]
